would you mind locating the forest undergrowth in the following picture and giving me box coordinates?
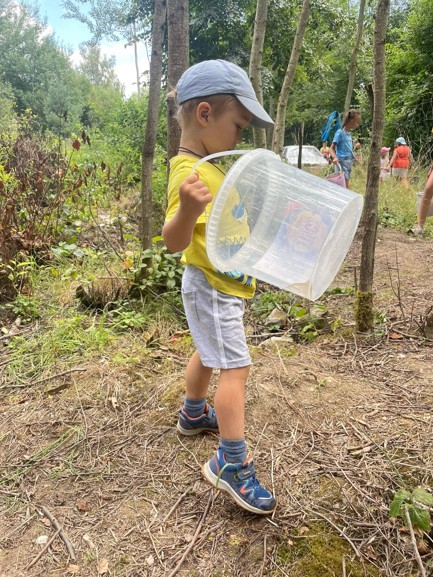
[1,159,433,577]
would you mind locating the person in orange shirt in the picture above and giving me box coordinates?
[387,137,413,187]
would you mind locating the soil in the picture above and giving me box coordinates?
[1,227,432,577]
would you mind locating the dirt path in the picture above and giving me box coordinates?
[1,228,432,577]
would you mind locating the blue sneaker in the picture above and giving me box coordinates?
[177,403,219,436]
[202,448,276,515]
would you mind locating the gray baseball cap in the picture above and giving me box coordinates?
[176,59,274,129]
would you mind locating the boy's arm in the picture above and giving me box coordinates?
[163,172,212,252]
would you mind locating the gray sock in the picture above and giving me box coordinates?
[220,438,248,463]
[183,397,206,418]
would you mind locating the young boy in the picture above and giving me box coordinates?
[162,60,276,515]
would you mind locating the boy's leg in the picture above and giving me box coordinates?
[203,365,276,515]
[214,366,248,439]
[177,351,219,435]
[185,350,213,400]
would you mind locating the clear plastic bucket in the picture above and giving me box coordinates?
[199,149,363,301]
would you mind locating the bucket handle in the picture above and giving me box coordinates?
[190,150,251,175]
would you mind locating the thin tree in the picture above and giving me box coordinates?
[140,0,167,249]
[272,0,311,156]
[344,0,366,115]
[355,0,390,332]
[166,0,189,162]
[249,0,270,149]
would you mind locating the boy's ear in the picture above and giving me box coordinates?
[196,102,211,126]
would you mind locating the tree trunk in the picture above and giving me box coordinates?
[167,0,189,163]
[133,21,141,96]
[344,0,366,115]
[355,0,390,332]
[272,0,311,156]
[140,0,167,250]
[297,122,304,168]
[249,0,269,149]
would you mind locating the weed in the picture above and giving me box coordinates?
[129,238,184,294]
[390,488,433,532]
[4,295,41,323]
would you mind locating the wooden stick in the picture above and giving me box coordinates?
[166,490,213,577]
[25,527,61,569]
[161,487,191,526]
[32,368,86,386]
[404,505,427,577]
[39,506,77,561]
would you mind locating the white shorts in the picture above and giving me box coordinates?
[181,265,251,369]
[393,168,408,178]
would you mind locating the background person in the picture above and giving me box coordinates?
[387,137,413,186]
[320,141,330,162]
[330,109,362,188]
[380,146,390,182]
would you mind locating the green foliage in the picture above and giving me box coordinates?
[0,1,124,135]
[106,305,148,331]
[4,295,41,323]
[52,242,89,260]
[129,239,184,293]
[385,0,433,158]
[390,488,433,532]
[250,290,334,342]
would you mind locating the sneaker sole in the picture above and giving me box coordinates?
[176,421,219,436]
[202,461,276,515]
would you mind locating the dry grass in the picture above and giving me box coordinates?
[1,228,433,577]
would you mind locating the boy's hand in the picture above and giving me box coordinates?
[179,172,213,217]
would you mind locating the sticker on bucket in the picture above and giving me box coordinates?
[202,148,363,301]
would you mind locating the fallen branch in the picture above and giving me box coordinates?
[404,505,427,577]
[160,486,192,526]
[32,368,86,387]
[25,527,61,569]
[166,489,213,577]
[38,505,76,561]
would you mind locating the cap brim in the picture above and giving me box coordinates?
[237,95,274,129]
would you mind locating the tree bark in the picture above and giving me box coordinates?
[272,0,311,156]
[167,0,189,163]
[249,0,270,149]
[140,0,167,249]
[355,0,390,332]
[344,0,366,115]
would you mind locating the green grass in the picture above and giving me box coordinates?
[350,162,432,234]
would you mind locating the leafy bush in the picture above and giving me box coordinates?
[128,239,184,294]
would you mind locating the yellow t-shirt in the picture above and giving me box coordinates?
[165,155,256,298]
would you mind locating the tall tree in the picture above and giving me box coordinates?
[355,0,390,332]
[140,0,167,249]
[344,0,366,115]
[78,45,122,89]
[272,0,311,155]
[62,0,151,95]
[249,0,270,149]
[166,0,189,162]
